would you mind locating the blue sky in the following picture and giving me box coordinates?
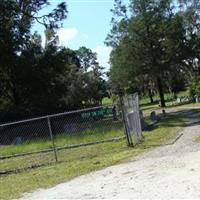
[33,0,117,70]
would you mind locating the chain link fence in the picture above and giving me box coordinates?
[0,105,124,174]
[0,93,142,174]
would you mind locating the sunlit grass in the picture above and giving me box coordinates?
[0,121,123,157]
[0,111,189,200]
[102,97,113,105]
[140,90,189,106]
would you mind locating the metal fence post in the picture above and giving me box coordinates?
[47,117,58,162]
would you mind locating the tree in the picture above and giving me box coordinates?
[76,47,108,105]
[106,0,192,107]
[0,0,67,107]
[7,32,82,114]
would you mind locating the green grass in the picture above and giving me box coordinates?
[177,89,189,97]
[140,90,189,106]
[0,121,123,157]
[190,106,200,114]
[102,90,189,108]
[0,111,189,200]
[190,107,200,143]
[102,97,113,105]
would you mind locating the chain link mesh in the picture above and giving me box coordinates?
[0,105,124,174]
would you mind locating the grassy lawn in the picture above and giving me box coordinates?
[193,103,200,117]
[191,107,200,142]
[0,121,123,157]
[0,111,189,200]
[140,90,189,106]
[102,97,113,105]
[102,90,191,111]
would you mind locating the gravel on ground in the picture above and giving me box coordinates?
[21,110,200,199]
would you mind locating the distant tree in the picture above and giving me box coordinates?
[188,76,200,103]
[0,0,67,107]
[106,0,194,107]
[76,47,108,105]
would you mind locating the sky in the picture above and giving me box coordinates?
[32,0,117,70]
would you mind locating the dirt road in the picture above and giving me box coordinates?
[21,110,200,199]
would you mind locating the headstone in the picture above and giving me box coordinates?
[185,96,190,102]
[12,137,24,145]
[150,111,158,122]
[140,110,148,130]
[64,123,77,133]
[177,98,181,103]
[196,96,200,103]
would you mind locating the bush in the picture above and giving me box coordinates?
[189,77,200,99]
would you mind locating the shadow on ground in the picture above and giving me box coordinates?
[142,108,200,148]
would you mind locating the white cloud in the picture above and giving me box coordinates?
[57,27,79,46]
[40,29,112,72]
[93,45,112,71]
[41,27,79,47]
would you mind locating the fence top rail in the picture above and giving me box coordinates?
[0,105,113,127]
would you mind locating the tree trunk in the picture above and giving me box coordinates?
[157,76,165,107]
[12,87,20,106]
[148,88,154,103]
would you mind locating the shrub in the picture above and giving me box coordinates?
[189,76,200,99]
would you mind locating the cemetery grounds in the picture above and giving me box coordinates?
[1,101,200,199]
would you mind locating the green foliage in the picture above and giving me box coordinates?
[0,109,188,200]
[189,77,200,97]
[0,0,69,119]
[0,2,109,121]
[106,0,200,106]
[75,47,109,106]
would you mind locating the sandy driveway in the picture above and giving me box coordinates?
[21,110,200,199]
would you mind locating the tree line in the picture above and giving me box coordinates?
[0,0,108,122]
[106,0,200,106]
[2,0,200,121]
